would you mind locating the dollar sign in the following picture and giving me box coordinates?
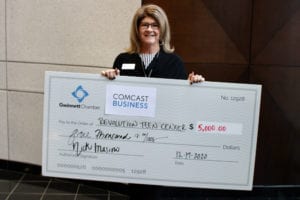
[189,123,194,130]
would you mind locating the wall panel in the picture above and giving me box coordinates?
[0,90,8,160]
[250,65,300,184]
[0,0,5,60]
[7,62,106,93]
[6,0,140,67]
[251,0,300,66]
[0,62,6,89]
[8,91,43,165]
[186,63,248,83]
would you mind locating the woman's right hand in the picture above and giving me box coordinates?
[188,71,205,84]
[101,68,120,80]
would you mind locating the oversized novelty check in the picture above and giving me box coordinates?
[42,71,261,191]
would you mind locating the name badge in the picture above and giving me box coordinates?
[121,63,135,70]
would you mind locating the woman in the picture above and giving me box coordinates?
[102,4,204,83]
[102,4,204,199]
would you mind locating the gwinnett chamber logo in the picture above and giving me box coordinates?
[58,85,100,110]
[72,85,89,103]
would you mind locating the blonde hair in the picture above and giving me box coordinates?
[127,4,174,53]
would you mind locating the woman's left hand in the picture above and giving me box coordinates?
[188,71,205,84]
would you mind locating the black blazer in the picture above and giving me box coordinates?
[113,49,187,80]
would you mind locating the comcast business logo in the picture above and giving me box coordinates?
[71,85,89,103]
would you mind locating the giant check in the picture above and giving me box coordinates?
[42,71,261,191]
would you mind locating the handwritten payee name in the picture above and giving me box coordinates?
[68,129,131,145]
[98,117,186,132]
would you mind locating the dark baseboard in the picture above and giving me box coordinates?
[0,159,41,174]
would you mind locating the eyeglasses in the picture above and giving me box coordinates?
[140,22,159,30]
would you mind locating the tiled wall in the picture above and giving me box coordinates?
[0,0,141,165]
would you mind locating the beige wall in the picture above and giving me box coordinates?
[0,0,141,165]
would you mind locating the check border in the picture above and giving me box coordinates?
[42,71,261,190]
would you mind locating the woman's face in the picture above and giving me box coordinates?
[138,16,160,48]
